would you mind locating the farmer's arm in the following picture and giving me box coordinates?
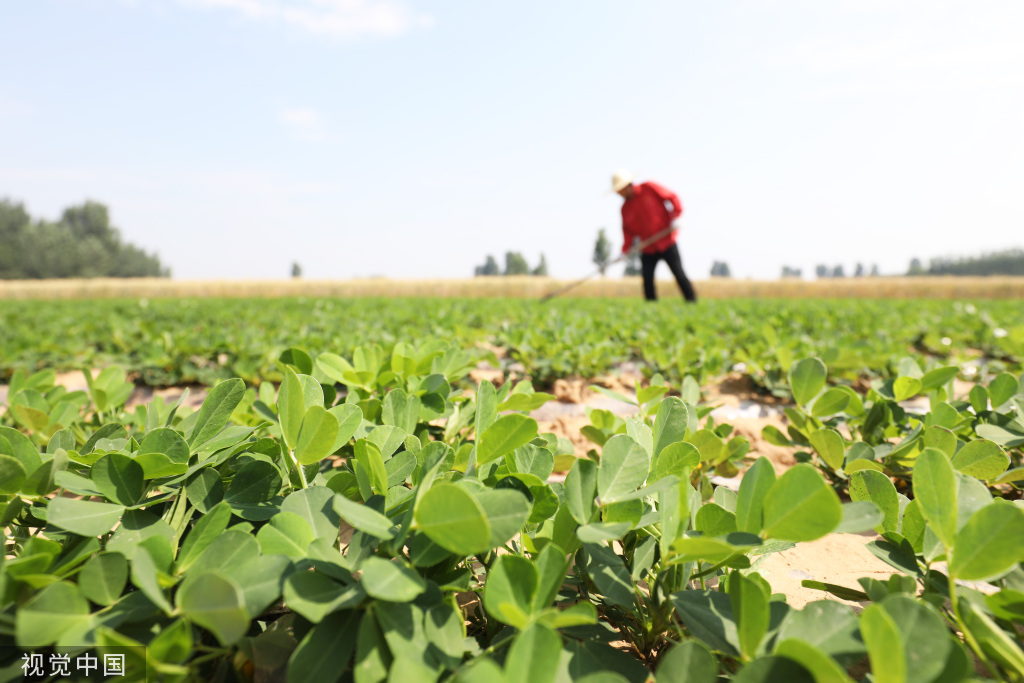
[649,182,683,220]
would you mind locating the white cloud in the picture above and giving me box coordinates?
[175,0,431,39]
[280,106,327,141]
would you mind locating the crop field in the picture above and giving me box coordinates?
[3,275,1024,301]
[2,295,1024,682]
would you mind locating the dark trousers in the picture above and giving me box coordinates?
[641,243,697,302]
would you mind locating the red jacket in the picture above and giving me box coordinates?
[621,181,682,254]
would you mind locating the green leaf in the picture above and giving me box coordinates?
[283,572,364,623]
[359,556,426,602]
[355,439,389,497]
[789,358,827,407]
[256,511,316,559]
[950,503,1024,581]
[78,552,128,606]
[296,405,340,465]
[583,544,635,610]
[653,397,692,458]
[736,458,776,535]
[47,497,125,537]
[564,458,598,525]
[950,439,1009,480]
[836,501,884,534]
[920,366,959,393]
[879,594,951,683]
[776,601,864,666]
[225,460,282,504]
[655,641,717,683]
[90,452,146,506]
[176,501,232,574]
[596,434,649,502]
[651,441,700,483]
[287,609,361,683]
[505,624,562,683]
[860,604,906,683]
[137,427,190,465]
[849,470,899,534]
[987,372,1019,407]
[414,482,490,555]
[729,571,769,661]
[808,429,844,471]
[334,493,397,540]
[959,599,1024,677]
[732,656,815,683]
[911,448,957,549]
[893,377,922,402]
[15,581,91,647]
[328,403,363,453]
[762,464,842,542]
[474,488,531,548]
[190,378,245,448]
[810,388,850,418]
[0,425,43,472]
[355,610,392,683]
[484,554,537,628]
[0,453,27,494]
[185,468,224,514]
[922,426,956,457]
[477,414,538,464]
[281,486,342,541]
[774,640,852,683]
[187,528,260,576]
[670,589,739,656]
[131,544,174,615]
[234,553,292,618]
[278,367,305,451]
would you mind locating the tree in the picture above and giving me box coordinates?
[832,265,845,278]
[504,252,530,276]
[532,253,548,276]
[710,261,732,278]
[593,228,612,275]
[0,198,168,279]
[623,252,641,276]
[854,263,865,277]
[781,266,802,278]
[474,255,500,276]
[291,262,302,278]
[815,264,829,279]
[870,264,880,277]
[908,258,925,276]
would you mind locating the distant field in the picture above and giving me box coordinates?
[3,275,1024,299]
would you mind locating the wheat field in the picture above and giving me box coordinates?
[1,276,1023,300]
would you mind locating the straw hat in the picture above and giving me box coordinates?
[610,169,634,193]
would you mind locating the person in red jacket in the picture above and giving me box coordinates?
[612,170,697,302]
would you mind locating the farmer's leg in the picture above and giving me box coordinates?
[640,252,659,301]
[664,244,697,302]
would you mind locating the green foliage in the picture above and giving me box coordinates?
[1,339,1023,681]
[0,199,169,279]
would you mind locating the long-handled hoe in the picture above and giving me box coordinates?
[540,225,677,302]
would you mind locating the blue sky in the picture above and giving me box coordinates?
[2,0,1022,280]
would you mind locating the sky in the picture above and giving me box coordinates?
[1,0,1023,280]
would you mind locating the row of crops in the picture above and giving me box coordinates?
[1,331,1023,682]
[1,298,1022,390]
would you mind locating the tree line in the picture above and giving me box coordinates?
[0,199,169,279]
[474,252,548,276]
[907,249,1024,276]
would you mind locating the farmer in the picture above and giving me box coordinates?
[612,170,697,302]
